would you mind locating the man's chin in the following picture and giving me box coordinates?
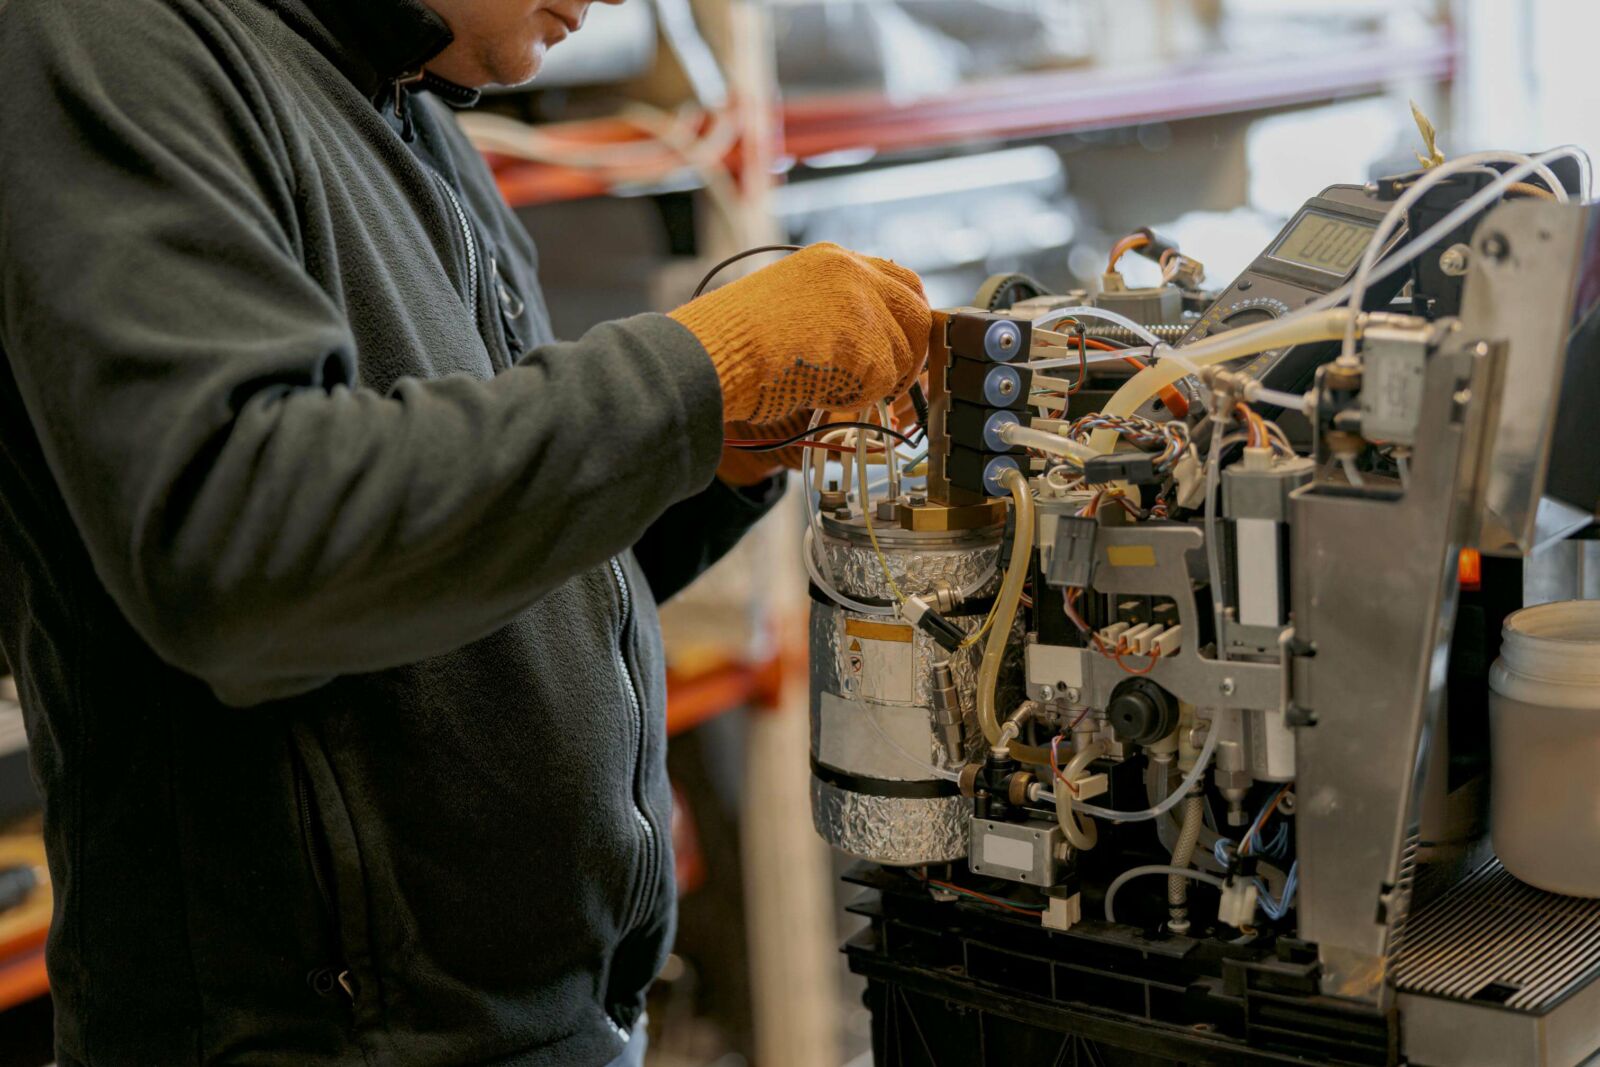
[492,43,548,89]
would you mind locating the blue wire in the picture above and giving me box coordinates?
[1255,861,1299,921]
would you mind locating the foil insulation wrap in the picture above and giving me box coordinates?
[809,518,1015,866]
[810,779,970,867]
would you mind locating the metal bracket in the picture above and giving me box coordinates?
[1078,525,1281,712]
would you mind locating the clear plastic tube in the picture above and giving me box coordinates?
[1091,148,1589,456]
[1070,719,1220,822]
[996,422,1098,464]
[1033,306,1164,347]
[1244,383,1310,413]
[976,469,1051,766]
[802,527,895,616]
[1086,309,1366,454]
[1055,740,1106,851]
[1103,865,1228,924]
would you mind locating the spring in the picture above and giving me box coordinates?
[1085,322,1193,344]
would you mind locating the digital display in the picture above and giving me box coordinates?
[1269,211,1376,276]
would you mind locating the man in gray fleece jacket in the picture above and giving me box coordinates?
[0,0,930,1063]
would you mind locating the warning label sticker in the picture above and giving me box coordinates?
[841,618,915,704]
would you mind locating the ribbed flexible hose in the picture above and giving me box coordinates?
[1169,795,1204,917]
[976,468,1050,765]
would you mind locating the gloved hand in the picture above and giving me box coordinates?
[717,411,815,486]
[671,243,930,424]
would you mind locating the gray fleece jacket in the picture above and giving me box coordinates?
[0,0,780,1063]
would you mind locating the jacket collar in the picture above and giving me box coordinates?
[259,0,478,106]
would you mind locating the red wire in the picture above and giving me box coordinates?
[927,879,1044,917]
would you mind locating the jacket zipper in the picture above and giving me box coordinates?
[609,558,661,934]
[293,761,355,1003]
[430,172,481,333]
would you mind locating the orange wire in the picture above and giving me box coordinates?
[1065,586,1167,676]
[1108,233,1151,271]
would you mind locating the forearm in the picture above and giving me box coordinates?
[109,315,723,703]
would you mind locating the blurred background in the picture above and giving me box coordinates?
[0,0,1597,1064]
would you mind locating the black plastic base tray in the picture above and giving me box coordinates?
[843,863,1395,1066]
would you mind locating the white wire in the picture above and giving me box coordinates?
[1032,306,1164,347]
[1339,150,1569,364]
[862,707,961,783]
[801,413,995,615]
[1028,345,1154,372]
[1340,455,1366,488]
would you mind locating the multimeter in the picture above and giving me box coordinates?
[1178,183,1403,390]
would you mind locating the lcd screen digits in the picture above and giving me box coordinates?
[1270,212,1375,275]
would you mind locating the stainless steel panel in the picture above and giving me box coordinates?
[1079,524,1281,713]
[1291,339,1503,1002]
[1457,201,1591,555]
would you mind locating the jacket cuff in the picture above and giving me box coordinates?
[626,312,725,496]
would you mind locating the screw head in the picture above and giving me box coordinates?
[998,378,1017,396]
[1220,678,1236,696]
[1039,684,1057,702]
[1439,243,1471,277]
[1483,233,1510,261]
[1064,687,1082,704]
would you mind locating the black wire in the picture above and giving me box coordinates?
[691,244,805,299]
[726,420,917,452]
[906,380,930,440]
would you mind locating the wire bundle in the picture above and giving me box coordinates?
[1213,786,1300,922]
[1066,413,1189,473]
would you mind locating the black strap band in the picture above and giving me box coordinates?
[810,756,960,800]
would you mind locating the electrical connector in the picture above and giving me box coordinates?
[904,596,966,652]
[1172,450,1206,509]
[1218,879,1259,928]
[1083,452,1162,486]
[1045,516,1098,588]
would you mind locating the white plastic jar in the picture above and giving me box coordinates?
[1490,599,1600,897]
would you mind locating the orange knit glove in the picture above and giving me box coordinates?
[718,411,815,486]
[670,243,930,424]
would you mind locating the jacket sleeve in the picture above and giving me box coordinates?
[631,476,787,604]
[0,0,724,705]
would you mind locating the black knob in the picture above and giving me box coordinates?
[1108,679,1179,746]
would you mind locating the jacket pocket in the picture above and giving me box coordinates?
[288,723,381,1032]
